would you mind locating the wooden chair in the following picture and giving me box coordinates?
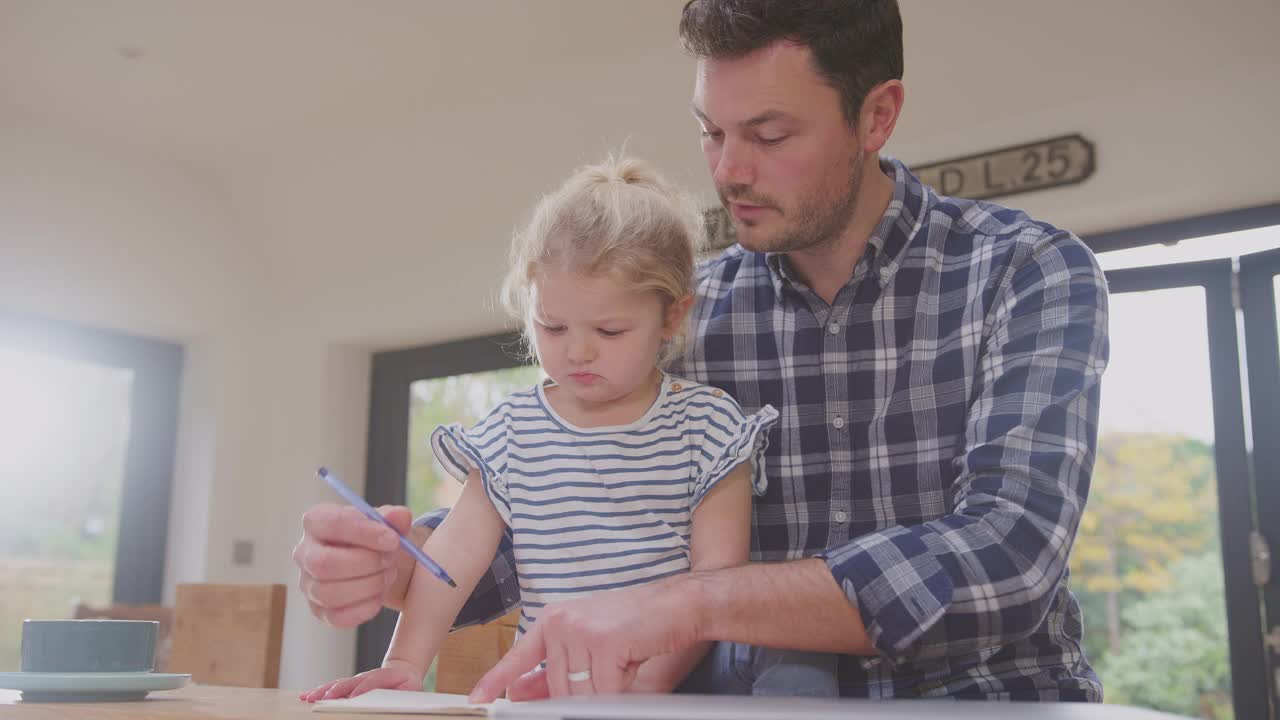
[168,583,286,688]
[434,610,520,694]
[72,601,175,672]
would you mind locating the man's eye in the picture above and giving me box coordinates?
[700,129,723,142]
[758,135,787,146]
[598,329,626,338]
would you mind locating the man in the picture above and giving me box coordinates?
[294,0,1108,702]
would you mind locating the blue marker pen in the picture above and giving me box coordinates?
[317,467,457,588]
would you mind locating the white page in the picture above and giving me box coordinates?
[312,688,501,716]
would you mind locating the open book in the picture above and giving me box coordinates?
[312,689,505,716]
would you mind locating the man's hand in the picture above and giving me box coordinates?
[504,669,551,701]
[293,503,424,627]
[468,575,708,702]
[472,559,872,702]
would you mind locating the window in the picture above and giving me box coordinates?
[0,312,182,672]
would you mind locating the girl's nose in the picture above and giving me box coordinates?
[567,335,595,364]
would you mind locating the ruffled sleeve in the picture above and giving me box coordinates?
[690,392,779,509]
[430,405,512,526]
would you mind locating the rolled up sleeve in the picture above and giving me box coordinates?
[820,232,1109,664]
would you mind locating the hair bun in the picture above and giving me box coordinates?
[613,157,655,186]
[501,151,701,369]
[584,153,666,192]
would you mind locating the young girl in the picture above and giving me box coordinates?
[303,155,778,700]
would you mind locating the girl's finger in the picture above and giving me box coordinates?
[302,680,339,703]
[322,674,365,700]
[351,670,394,697]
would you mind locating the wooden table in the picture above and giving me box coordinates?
[0,684,476,719]
[0,686,1194,720]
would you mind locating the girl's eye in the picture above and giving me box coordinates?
[598,329,625,338]
[540,325,566,335]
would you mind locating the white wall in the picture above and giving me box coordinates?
[0,121,382,686]
[0,123,276,596]
[1,0,1277,692]
[243,0,1280,348]
[256,328,373,691]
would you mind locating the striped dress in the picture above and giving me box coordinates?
[431,373,779,636]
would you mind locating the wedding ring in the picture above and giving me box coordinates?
[566,669,592,683]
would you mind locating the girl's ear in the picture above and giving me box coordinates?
[663,295,696,339]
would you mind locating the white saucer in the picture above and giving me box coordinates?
[0,671,190,702]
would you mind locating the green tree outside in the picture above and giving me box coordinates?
[1097,551,1233,719]
[1069,432,1229,719]
[1071,433,1217,654]
[406,365,542,515]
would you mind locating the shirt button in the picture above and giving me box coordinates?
[827,323,839,335]
[833,510,849,523]
[670,382,683,392]
[712,388,724,398]
[832,416,845,429]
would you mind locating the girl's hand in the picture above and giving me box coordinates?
[299,659,425,703]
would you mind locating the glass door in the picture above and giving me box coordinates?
[1089,221,1280,719]
[1086,260,1257,719]
[1241,247,1280,718]
[405,365,541,690]
[358,333,532,676]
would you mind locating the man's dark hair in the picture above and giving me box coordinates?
[679,0,903,125]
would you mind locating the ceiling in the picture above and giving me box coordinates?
[3,0,1278,350]
[4,0,1277,173]
[0,0,690,166]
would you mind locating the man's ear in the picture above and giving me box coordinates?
[859,79,904,155]
[664,295,696,338]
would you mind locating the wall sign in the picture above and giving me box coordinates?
[911,134,1095,201]
[702,133,1095,252]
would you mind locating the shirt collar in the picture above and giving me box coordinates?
[762,156,927,300]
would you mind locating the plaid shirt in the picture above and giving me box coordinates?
[419,158,1108,700]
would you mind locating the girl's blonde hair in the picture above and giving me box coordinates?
[501,154,703,368]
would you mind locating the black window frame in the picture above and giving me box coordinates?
[0,310,184,605]
[358,332,525,671]
[1103,259,1263,718]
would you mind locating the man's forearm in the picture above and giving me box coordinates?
[686,558,874,655]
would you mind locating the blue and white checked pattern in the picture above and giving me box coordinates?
[422,158,1108,700]
[429,375,777,637]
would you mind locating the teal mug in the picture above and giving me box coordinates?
[20,619,158,673]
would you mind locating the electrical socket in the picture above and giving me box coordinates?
[232,540,254,566]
